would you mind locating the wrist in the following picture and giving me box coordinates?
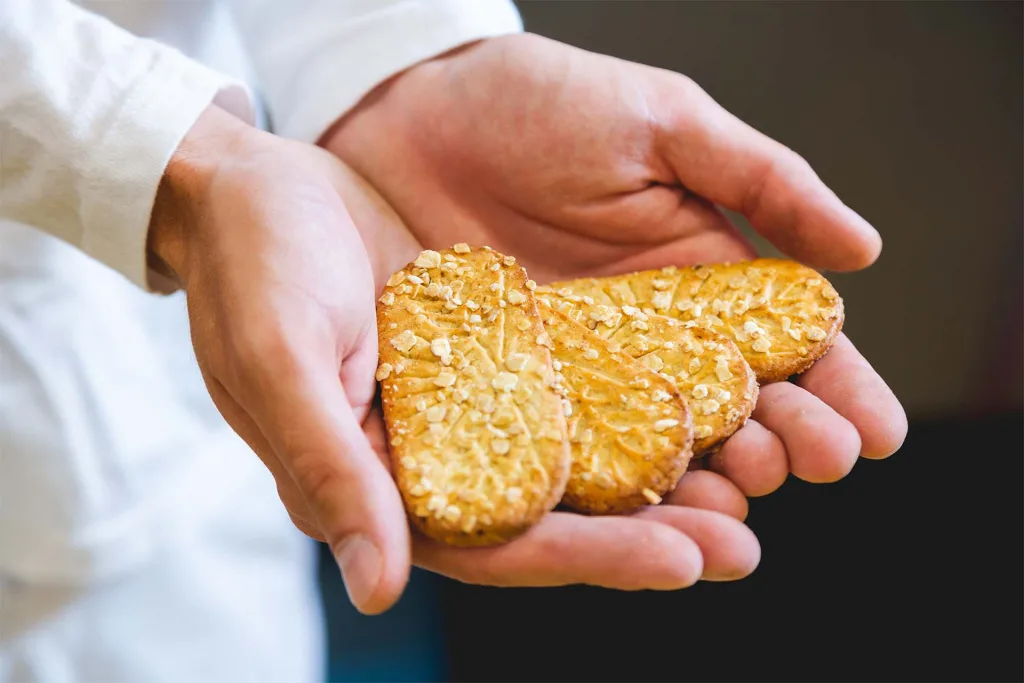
[148,105,255,289]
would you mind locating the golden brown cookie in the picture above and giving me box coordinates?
[538,306,694,514]
[534,289,758,455]
[608,322,757,455]
[376,245,570,547]
[540,258,844,384]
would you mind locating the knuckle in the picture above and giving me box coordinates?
[666,71,703,100]
[786,149,818,183]
[658,72,705,130]
[290,455,341,510]
[288,455,364,546]
[276,480,326,541]
[676,74,701,98]
[744,148,816,221]
[288,511,325,543]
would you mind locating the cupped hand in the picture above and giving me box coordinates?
[151,105,760,617]
[323,33,908,505]
[148,106,414,614]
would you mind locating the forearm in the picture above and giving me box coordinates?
[0,0,251,290]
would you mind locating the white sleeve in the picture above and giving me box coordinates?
[0,0,254,290]
[226,0,523,144]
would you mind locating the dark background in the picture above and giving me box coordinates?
[321,2,1023,681]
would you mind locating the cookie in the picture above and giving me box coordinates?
[539,258,844,383]
[538,306,694,514]
[376,245,570,547]
[547,305,758,456]
[535,288,757,455]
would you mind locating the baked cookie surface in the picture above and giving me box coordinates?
[535,294,758,455]
[376,245,570,546]
[539,306,693,514]
[540,258,844,383]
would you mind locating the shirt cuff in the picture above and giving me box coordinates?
[78,42,254,292]
[268,0,523,144]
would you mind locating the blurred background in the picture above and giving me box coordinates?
[321,2,1022,682]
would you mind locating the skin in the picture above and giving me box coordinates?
[322,33,906,497]
[150,33,906,615]
[149,106,760,617]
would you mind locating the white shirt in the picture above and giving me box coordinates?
[0,0,522,584]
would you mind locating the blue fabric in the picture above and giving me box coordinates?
[317,545,449,682]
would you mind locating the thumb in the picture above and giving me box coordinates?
[247,353,411,615]
[651,73,882,271]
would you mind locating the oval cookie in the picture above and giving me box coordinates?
[607,318,756,455]
[538,305,694,514]
[540,258,844,383]
[535,290,757,455]
[376,245,570,547]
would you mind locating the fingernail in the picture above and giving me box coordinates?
[333,535,381,612]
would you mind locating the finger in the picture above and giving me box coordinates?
[664,469,750,521]
[415,512,703,591]
[362,404,393,470]
[236,344,411,615]
[796,335,908,460]
[654,74,882,271]
[753,382,862,483]
[338,318,380,424]
[632,506,761,582]
[708,419,790,497]
[201,369,321,535]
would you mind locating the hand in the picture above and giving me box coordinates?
[148,106,418,614]
[151,106,760,617]
[322,33,908,507]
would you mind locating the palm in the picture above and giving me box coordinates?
[329,35,762,284]
[325,33,907,511]
[334,156,762,590]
